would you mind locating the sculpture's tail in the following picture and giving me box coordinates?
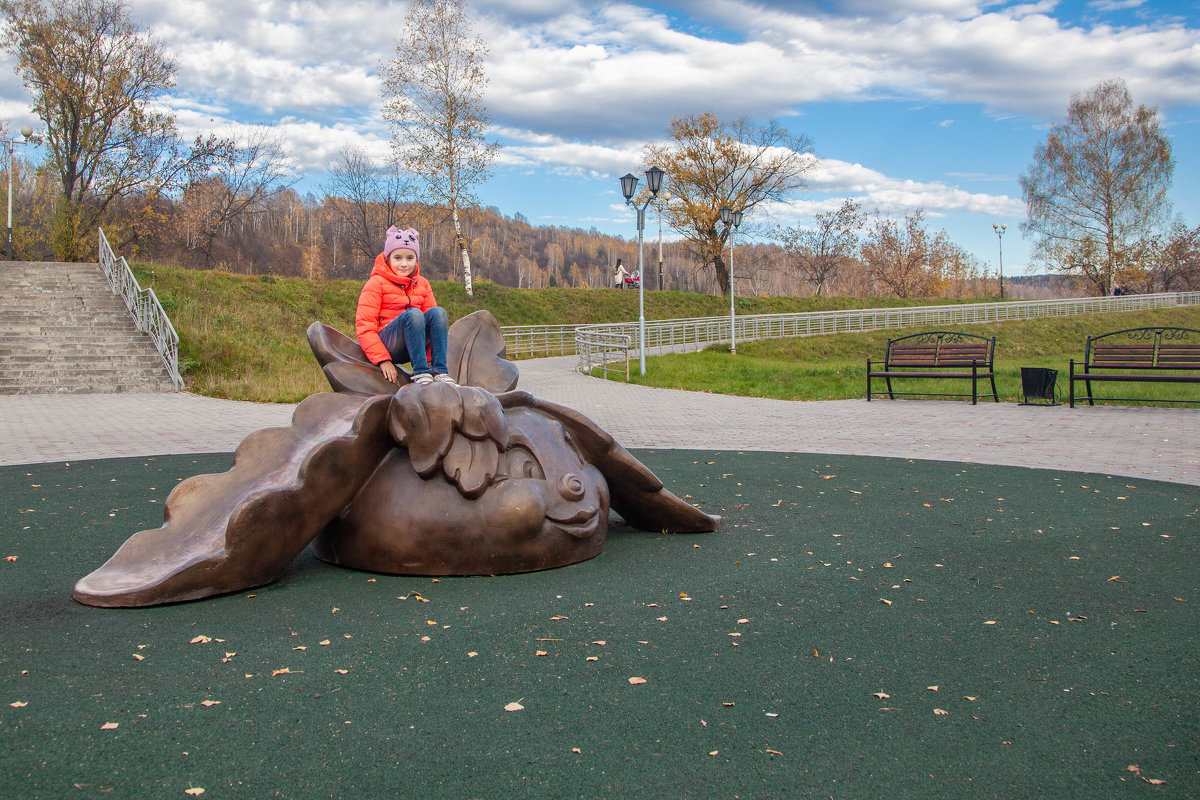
[73,393,394,607]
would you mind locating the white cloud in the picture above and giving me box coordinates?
[5,0,1197,259]
[804,157,1025,217]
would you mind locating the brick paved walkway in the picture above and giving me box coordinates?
[1,355,1196,485]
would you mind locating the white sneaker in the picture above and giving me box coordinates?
[433,373,458,386]
[411,373,434,385]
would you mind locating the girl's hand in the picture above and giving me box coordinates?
[380,361,398,383]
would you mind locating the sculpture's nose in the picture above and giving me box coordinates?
[559,473,585,501]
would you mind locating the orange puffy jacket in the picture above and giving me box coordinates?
[355,253,439,365]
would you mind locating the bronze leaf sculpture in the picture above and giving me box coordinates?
[74,311,720,607]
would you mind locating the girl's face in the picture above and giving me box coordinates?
[387,248,418,277]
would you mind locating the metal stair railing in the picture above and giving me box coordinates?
[558,291,1200,377]
[97,228,184,390]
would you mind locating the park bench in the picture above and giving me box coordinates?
[866,331,998,404]
[1069,326,1200,407]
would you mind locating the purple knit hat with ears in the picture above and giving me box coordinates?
[383,226,420,260]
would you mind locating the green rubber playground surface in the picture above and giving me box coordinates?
[1,451,1197,799]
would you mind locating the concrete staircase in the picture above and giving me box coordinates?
[0,261,177,394]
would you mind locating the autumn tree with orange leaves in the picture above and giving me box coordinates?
[644,113,814,295]
[1,0,226,260]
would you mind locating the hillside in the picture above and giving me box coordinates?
[134,262,986,402]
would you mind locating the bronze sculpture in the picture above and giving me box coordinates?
[74,311,720,607]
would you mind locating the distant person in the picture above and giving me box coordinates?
[355,226,455,386]
[1113,283,1126,296]
[614,259,629,289]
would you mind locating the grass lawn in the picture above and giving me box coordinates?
[613,307,1200,406]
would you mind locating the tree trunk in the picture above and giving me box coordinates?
[452,205,473,296]
[713,253,731,295]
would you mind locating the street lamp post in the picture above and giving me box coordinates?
[720,206,743,353]
[7,125,32,261]
[657,201,664,291]
[992,222,1006,300]
[620,166,665,376]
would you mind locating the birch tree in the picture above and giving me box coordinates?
[380,0,498,297]
[1020,79,1174,295]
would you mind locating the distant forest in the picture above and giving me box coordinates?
[7,164,1077,299]
[97,190,1050,300]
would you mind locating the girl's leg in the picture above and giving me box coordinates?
[379,308,432,375]
[425,307,450,375]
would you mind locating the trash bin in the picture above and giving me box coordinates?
[1020,367,1058,405]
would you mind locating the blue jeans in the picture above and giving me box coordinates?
[379,307,449,376]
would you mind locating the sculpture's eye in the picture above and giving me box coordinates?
[505,447,544,480]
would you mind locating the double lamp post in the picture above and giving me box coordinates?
[620,166,664,376]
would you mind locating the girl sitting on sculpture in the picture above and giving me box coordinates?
[356,226,455,386]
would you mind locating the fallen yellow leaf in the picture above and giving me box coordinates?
[535,650,548,657]
[927,686,939,692]
[189,635,211,644]
[185,788,205,796]
[504,701,524,712]
[871,692,890,699]
[334,669,349,675]
[10,701,28,708]
[933,708,950,716]
[628,676,647,685]
[100,722,119,730]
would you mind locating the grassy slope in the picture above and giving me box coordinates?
[133,263,978,402]
[132,262,1200,405]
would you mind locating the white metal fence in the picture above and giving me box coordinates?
[532,292,1200,377]
[98,228,184,390]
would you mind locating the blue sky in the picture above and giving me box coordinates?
[3,0,1199,277]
